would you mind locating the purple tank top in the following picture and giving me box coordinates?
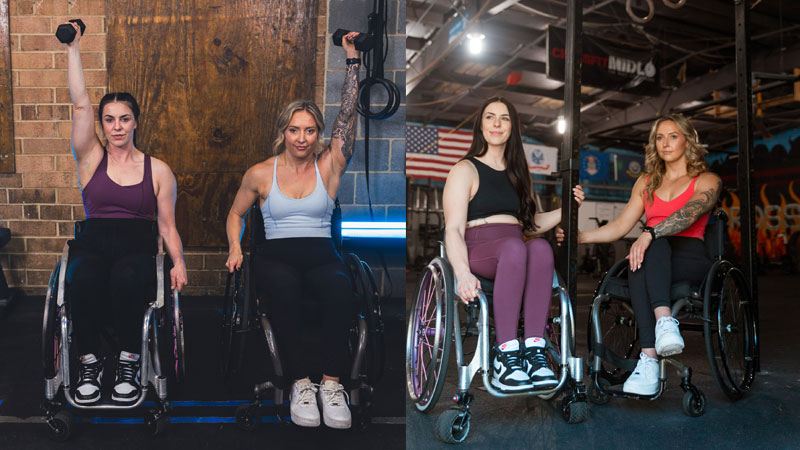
[82,151,157,220]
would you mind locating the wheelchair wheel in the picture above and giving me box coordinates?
[42,263,62,380]
[681,389,706,417]
[544,290,562,374]
[46,410,74,442]
[220,261,250,379]
[587,295,638,385]
[165,290,186,384]
[704,264,756,401]
[345,254,386,385]
[436,409,470,444]
[406,257,454,413]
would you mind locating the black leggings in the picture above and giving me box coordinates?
[67,219,157,356]
[254,237,355,381]
[628,236,711,348]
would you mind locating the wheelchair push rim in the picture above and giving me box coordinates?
[42,262,63,379]
[704,264,756,400]
[406,257,454,412]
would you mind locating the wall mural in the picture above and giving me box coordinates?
[711,128,800,272]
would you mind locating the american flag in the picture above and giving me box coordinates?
[406,125,473,181]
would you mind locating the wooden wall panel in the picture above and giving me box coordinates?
[0,0,14,173]
[106,0,318,246]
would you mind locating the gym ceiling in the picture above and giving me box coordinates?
[406,0,800,153]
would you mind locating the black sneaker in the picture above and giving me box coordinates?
[490,346,531,391]
[522,345,558,388]
[112,357,141,404]
[74,354,103,405]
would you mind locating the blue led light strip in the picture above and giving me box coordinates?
[341,221,405,238]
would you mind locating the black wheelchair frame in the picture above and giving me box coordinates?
[41,222,186,441]
[586,210,757,416]
[219,200,386,430]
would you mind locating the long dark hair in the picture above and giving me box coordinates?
[463,96,538,231]
[98,92,140,147]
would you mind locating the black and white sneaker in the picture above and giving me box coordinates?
[112,353,141,404]
[522,344,558,388]
[74,354,103,405]
[491,346,531,391]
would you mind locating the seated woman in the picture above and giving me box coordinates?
[577,114,721,396]
[62,23,188,405]
[442,97,583,391]
[224,33,361,429]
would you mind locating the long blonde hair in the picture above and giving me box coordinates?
[271,100,326,156]
[643,114,708,203]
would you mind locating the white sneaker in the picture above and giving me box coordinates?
[290,378,320,427]
[655,316,685,356]
[318,380,352,429]
[622,352,659,395]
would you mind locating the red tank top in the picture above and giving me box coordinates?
[644,176,709,239]
[82,151,157,220]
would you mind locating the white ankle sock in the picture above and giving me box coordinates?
[80,353,98,364]
[524,337,546,348]
[498,339,519,352]
[120,351,140,362]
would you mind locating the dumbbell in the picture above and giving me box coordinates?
[55,19,86,44]
[331,29,375,52]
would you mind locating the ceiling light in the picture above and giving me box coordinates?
[466,33,485,54]
[557,116,566,134]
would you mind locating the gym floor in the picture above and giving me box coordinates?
[405,271,800,450]
[0,296,406,449]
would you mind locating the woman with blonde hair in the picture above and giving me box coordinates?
[576,114,722,395]
[224,33,361,429]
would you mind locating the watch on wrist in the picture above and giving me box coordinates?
[643,226,657,240]
[346,57,361,66]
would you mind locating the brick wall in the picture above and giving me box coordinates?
[325,0,406,298]
[1,0,330,295]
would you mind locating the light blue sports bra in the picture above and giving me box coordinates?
[261,157,333,239]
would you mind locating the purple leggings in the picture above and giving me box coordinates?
[465,223,554,344]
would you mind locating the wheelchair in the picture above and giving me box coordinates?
[220,200,385,430]
[586,210,757,416]
[41,223,186,441]
[406,236,588,444]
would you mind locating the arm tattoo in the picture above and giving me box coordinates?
[331,63,359,162]
[653,179,721,238]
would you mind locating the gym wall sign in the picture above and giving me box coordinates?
[546,26,660,96]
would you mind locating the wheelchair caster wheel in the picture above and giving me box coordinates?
[681,390,706,417]
[235,404,259,431]
[46,411,74,442]
[148,415,170,436]
[588,378,611,405]
[145,409,170,436]
[436,409,469,444]
[352,406,371,431]
[561,399,588,424]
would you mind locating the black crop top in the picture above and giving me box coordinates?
[466,157,520,221]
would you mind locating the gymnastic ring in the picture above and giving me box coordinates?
[663,0,686,9]
[626,0,655,24]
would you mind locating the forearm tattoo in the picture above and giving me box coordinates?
[654,179,721,238]
[331,63,359,162]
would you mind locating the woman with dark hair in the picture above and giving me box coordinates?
[576,114,721,395]
[224,33,361,429]
[61,23,187,405]
[442,97,584,391]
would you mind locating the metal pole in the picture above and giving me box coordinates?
[560,0,582,303]
[734,0,759,370]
